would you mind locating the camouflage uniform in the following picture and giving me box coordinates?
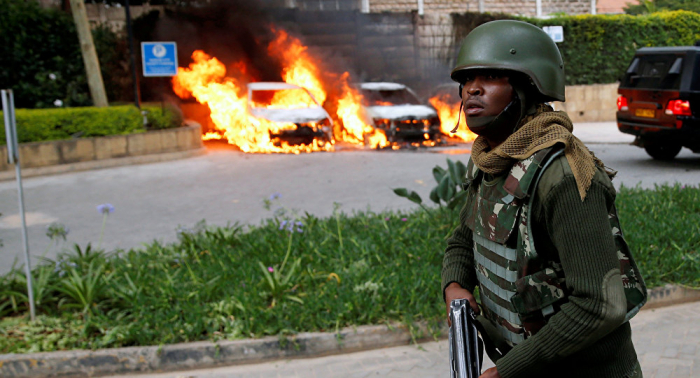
[442,145,647,377]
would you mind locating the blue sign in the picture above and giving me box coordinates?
[141,42,178,77]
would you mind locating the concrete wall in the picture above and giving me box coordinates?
[84,3,165,33]
[0,125,202,172]
[369,0,593,16]
[552,82,619,123]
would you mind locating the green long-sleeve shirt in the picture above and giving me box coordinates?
[442,155,639,378]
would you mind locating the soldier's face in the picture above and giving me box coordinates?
[460,70,514,119]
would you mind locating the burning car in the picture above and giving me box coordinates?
[247,82,333,148]
[357,82,441,143]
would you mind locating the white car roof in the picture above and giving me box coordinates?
[248,82,303,90]
[359,82,407,91]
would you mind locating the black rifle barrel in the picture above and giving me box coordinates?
[449,299,481,378]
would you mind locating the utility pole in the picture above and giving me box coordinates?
[69,0,108,107]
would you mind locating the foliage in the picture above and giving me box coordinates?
[0,207,452,353]
[1,185,698,353]
[0,0,132,108]
[0,0,86,108]
[394,158,469,211]
[0,105,182,145]
[625,0,700,15]
[92,24,133,103]
[143,103,184,130]
[529,11,700,85]
[451,10,700,85]
[0,106,141,145]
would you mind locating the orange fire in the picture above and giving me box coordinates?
[429,93,477,142]
[335,73,389,149]
[173,29,386,153]
[268,30,326,106]
[173,51,332,154]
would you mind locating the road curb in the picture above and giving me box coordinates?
[1,285,698,378]
[643,283,700,309]
[0,322,444,378]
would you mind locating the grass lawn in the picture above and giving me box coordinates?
[1,184,698,354]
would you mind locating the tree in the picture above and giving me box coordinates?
[0,0,129,108]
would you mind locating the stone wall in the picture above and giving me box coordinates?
[552,82,619,123]
[84,3,165,33]
[0,124,202,172]
[369,0,593,16]
[414,12,455,84]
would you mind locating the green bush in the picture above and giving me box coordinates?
[625,0,700,15]
[0,105,185,145]
[0,106,142,145]
[142,104,184,130]
[452,10,700,85]
[0,0,132,108]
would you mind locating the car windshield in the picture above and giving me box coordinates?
[360,89,421,106]
[250,88,318,109]
[621,54,683,90]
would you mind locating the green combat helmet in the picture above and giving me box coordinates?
[451,20,565,103]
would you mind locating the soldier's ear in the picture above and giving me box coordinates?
[459,84,463,99]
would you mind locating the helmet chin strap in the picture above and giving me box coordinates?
[450,102,463,133]
[452,85,532,136]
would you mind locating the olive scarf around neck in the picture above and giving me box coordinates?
[470,104,609,201]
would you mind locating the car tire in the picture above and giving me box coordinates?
[644,143,682,160]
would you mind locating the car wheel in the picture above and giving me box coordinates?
[644,143,682,160]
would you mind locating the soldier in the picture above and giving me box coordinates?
[442,20,647,378]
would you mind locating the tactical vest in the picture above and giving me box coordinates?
[462,147,647,348]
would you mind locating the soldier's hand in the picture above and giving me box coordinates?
[444,282,479,326]
[479,367,501,378]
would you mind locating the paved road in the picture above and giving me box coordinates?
[105,301,700,378]
[1,122,699,274]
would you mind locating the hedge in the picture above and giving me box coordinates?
[0,105,182,145]
[451,10,700,85]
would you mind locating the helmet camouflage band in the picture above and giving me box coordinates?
[451,20,566,102]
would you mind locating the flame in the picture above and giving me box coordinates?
[268,30,326,106]
[174,29,389,153]
[172,51,332,154]
[202,131,223,140]
[336,73,388,149]
[429,93,477,142]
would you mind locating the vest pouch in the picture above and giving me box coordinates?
[509,267,567,319]
[468,196,523,245]
[610,207,648,321]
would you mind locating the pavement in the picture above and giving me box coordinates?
[103,301,700,378]
[3,121,699,275]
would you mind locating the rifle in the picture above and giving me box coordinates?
[449,298,482,378]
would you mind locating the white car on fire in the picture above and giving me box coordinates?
[247,82,333,146]
[357,82,441,143]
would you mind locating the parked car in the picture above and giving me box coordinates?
[357,82,441,143]
[247,82,334,146]
[617,45,700,160]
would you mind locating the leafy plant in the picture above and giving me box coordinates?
[393,158,469,211]
[55,259,113,316]
[258,258,304,308]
